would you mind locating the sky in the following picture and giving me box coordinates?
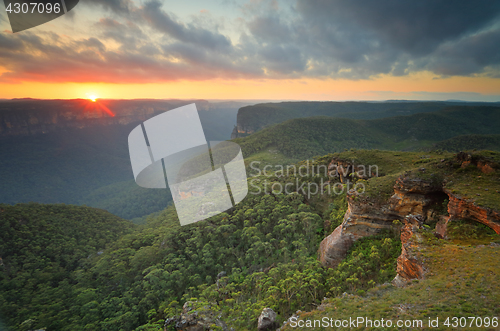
[0,0,500,101]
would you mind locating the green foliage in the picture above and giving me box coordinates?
[178,232,400,330]
[326,194,348,233]
[236,101,453,134]
[0,203,134,330]
[432,134,500,152]
[329,233,401,295]
[0,105,238,220]
[0,188,402,331]
[3,146,498,331]
[235,106,500,160]
[447,219,499,245]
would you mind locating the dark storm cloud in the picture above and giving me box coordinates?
[2,0,500,82]
[95,18,147,51]
[296,0,500,55]
[141,0,232,51]
[239,0,500,78]
[247,16,292,43]
[420,29,500,76]
[83,0,133,14]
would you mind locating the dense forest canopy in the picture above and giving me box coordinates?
[235,106,500,160]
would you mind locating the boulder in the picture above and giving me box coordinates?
[257,308,278,331]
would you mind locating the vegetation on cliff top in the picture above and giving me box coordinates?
[282,224,500,331]
[236,101,494,134]
[0,203,134,329]
[1,148,499,330]
[234,106,500,160]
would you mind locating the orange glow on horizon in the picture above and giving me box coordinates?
[0,72,499,101]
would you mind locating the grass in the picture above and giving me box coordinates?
[444,152,500,211]
[447,218,500,246]
[242,149,500,211]
[282,227,500,331]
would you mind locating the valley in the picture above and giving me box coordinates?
[0,100,499,330]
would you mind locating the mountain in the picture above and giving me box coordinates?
[0,99,243,220]
[432,134,500,152]
[0,203,134,330]
[233,101,500,137]
[234,106,500,160]
[1,149,498,331]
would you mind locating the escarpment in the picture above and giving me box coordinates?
[319,170,445,270]
[0,99,209,136]
[319,152,500,284]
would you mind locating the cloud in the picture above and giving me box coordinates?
[141,0,232,51]
[1,0,500,83]
[95,18,147,51]
[83,0,133,14]
[296,0,500,55]
[247,15,292,44]
[421,29,500,76]
[237,0,500,79]
[0,29,260,83]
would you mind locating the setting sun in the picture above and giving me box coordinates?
[89,95,97,102]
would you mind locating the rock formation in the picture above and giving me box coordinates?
[392,215,426,287]
[164,301,229,331]
[445,190,500,234]
[319,153,499,283]
[319,190,396,269]
[257,308,278,331]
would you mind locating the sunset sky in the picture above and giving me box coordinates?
[1,0,500,101]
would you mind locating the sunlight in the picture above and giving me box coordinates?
[88,95,97,102]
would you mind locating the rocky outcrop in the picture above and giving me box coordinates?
[258,308,278,331]
[327,158,377,183]
[319,174,447,269]
[164,301,229,331]
[318,225,354,269]
[320,152,500,286]
[393,215,426,286]
[445,190,500,234]
[456,151,498,174]
[434,216,450,239]
[390,175,445,220]
[319,190,397,268]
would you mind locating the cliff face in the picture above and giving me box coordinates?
[446,190,500,234]
[319,173,442,269]
[393,215,426,287]
[319,154,500,283]
[319,190,396,268]
[0,99,209,137]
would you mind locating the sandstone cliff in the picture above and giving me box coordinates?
[319,152,500,284]
[0,99,209,137]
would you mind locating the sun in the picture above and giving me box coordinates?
[88,95,97,102]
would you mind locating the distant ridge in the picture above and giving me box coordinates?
[235,105,500,159]
[234,101,500,137]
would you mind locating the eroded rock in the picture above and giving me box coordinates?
[446,190,500,234]
[257,308,278,331]
[164,301,229,331]
[393,215,426,285]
